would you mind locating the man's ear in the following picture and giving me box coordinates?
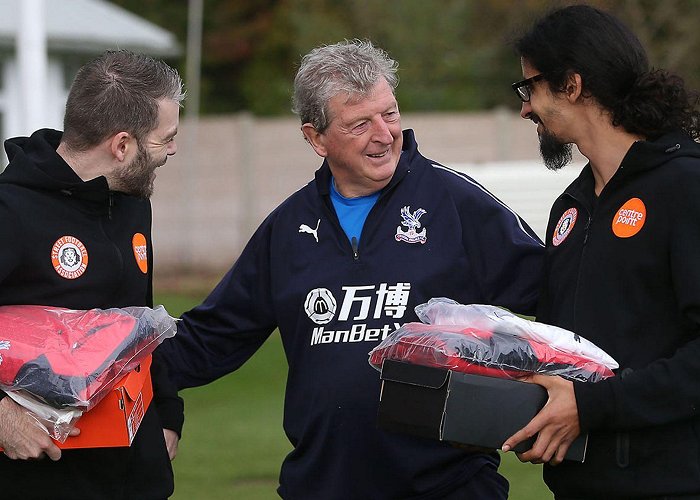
[109,132,134,162]
[301,123,327,158]
[566,72,584,103]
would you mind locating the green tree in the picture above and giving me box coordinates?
[110,0,700,116]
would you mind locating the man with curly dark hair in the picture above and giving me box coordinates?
[502,4,700,499]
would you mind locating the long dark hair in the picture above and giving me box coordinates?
[515,4,700,140]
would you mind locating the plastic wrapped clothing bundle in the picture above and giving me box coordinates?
[415,298,618,370]
[0,304,177,410]
[369,299,618,382]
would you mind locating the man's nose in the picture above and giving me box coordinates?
[371,117,393,143]
[520,101,532,120]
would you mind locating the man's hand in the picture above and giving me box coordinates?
[163,428,179,460]
[501,374,580,465]
[0,397,63,461]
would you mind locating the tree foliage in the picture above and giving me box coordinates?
[110,0,700,116]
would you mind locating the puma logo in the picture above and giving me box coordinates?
[299,219,320,243]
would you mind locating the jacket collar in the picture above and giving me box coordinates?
[2,128,112,203]
[564,130,700,204]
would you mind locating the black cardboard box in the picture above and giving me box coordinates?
[377,360,587,462]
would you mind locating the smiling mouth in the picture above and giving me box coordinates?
[367,150,389,158]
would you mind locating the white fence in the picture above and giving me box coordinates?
[150,111,585,279]
[450,161,582,242]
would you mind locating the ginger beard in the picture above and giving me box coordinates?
[112,142,163,199]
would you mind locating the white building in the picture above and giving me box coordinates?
[0,0,178,142]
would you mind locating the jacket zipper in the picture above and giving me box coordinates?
[321,199,361,262]
[347,183,396,262]
[616,368,634,468]
[323,168,403,262]
[566,181,630,468]
[573,170,622,326]
[562,192,592,332]
[582,216,591,245]
[108,192,114,220]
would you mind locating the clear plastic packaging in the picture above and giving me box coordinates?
[4,390,83,443]
[0,305,177,441]
[416,298,618,369]
[369,298,618,382]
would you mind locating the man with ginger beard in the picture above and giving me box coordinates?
[0,49,184,499]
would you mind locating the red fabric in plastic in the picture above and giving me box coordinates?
[369,323,614,382]
[0,305,144,408]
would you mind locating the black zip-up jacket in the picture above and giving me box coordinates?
[0,129,183,500]
[158,129,544,499]
[538,132,700,498]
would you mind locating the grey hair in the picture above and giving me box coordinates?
[292,39,399,132]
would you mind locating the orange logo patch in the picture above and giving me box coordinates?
[552,208,577,247]
[51,236,88,279]
[612,198,646,238]
[132,233,148,274]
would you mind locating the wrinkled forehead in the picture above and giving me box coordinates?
[335,89,371,107]
[326,79,397,120]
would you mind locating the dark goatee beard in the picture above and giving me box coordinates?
[539,129,573,171]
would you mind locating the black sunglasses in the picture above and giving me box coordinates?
[512,74,546,102]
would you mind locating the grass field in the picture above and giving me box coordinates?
[157,291,553,500]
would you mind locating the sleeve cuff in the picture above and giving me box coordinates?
[155,396,185,437]
[574,378,616,431]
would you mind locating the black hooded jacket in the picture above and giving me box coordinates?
[538,132,700,498]
[0,129,183,500]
